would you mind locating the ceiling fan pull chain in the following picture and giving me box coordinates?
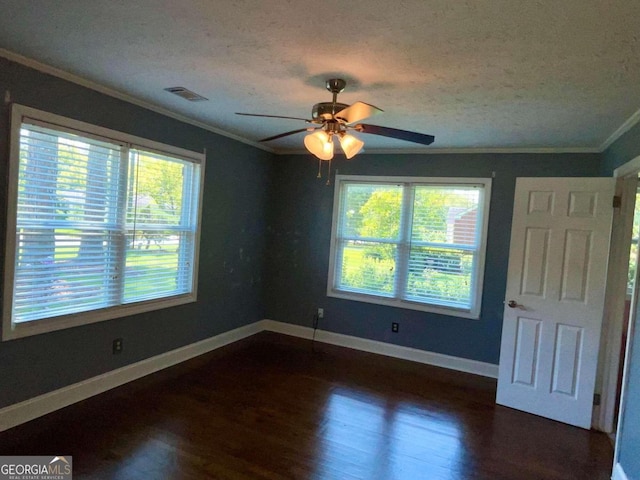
[326,157,332,186]
[317,158,322,179]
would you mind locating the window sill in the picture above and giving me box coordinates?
[2,293,197,341]
[327,289,480,320]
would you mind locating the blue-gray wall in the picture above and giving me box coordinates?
[602,121,640,480]
[0,57,272,408]
[264,152,601,364]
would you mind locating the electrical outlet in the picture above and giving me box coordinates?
[392,322,399,333]
[318,308,324,319]
[112,338,123,354]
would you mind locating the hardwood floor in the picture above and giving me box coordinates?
[0,332,613,479]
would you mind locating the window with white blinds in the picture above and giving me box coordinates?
[328,175,491,319]
[3,105,204,340]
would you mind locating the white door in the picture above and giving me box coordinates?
[496,177,615,428]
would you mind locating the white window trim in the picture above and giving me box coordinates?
[2,104,206,341]
[326,174,492,319]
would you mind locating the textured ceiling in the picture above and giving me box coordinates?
[1,0,640,153]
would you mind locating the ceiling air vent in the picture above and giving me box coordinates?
[164,87,208,102]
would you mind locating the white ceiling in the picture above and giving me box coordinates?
[1,0,640,153]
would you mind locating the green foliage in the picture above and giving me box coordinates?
[412,189,451,242]
[128,153,186,248]
[627,192,640,294]
[340,246,395,295]
[406,253,473,305]
[134,155,184,221]
[359,189,402,239]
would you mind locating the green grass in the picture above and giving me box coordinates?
[15,242,185,321]
[124,248,181,300]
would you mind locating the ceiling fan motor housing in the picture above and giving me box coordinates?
[312,102,349,121]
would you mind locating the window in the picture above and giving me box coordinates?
[327,175,491,319]
[2,105,205,340]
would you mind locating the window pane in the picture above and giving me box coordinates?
[340,183,403,239]
[411,186,480,245]
[405,247,474,308]
[13,124,121,323]
[124,148,199,304]
[337,240,397,297]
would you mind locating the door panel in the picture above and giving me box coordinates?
[551,324,582,396]
[560,230,591,302]
[521,228,550,296]
[513,317,541,386]
[497,178,614,428]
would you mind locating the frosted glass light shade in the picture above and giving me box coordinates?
[304,131,334,160]
[339,134,364,159]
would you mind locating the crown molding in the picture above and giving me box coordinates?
[0,48,274,154]
[278,146,601,156]
[599,106,640,153]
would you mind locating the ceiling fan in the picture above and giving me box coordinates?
[236,78,435,168]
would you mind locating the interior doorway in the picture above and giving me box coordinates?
[596,156,640,435]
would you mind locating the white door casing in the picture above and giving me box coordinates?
[596,175,637,433]
[496,178,615,429]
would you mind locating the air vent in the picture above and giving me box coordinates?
[164,87,208,102]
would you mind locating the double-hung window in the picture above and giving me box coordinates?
[2,105,205,340]
[327,175,491,318]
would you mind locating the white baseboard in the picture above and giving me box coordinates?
[0,319,498,432]
[612,462,629,480]
[261,319,499,379]
[0,321,262,432]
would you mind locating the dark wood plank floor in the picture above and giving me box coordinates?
[0,332,613,479]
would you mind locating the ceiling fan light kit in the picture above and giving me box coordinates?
[338,133,364,159]
[304,130,334,160]
[236,78,435,180]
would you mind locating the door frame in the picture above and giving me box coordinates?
[595,155,640,433]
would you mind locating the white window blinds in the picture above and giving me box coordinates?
[9,118,202,327]
[14,124,123,323]
[405,186,481,309]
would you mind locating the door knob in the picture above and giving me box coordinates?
[507,300,520,308]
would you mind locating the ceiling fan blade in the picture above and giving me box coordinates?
[334,102,383,124]
[259,128,316,142]
[356,124,435,145]
[236,112,312,122]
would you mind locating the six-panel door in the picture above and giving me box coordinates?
[496,178,614,428]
